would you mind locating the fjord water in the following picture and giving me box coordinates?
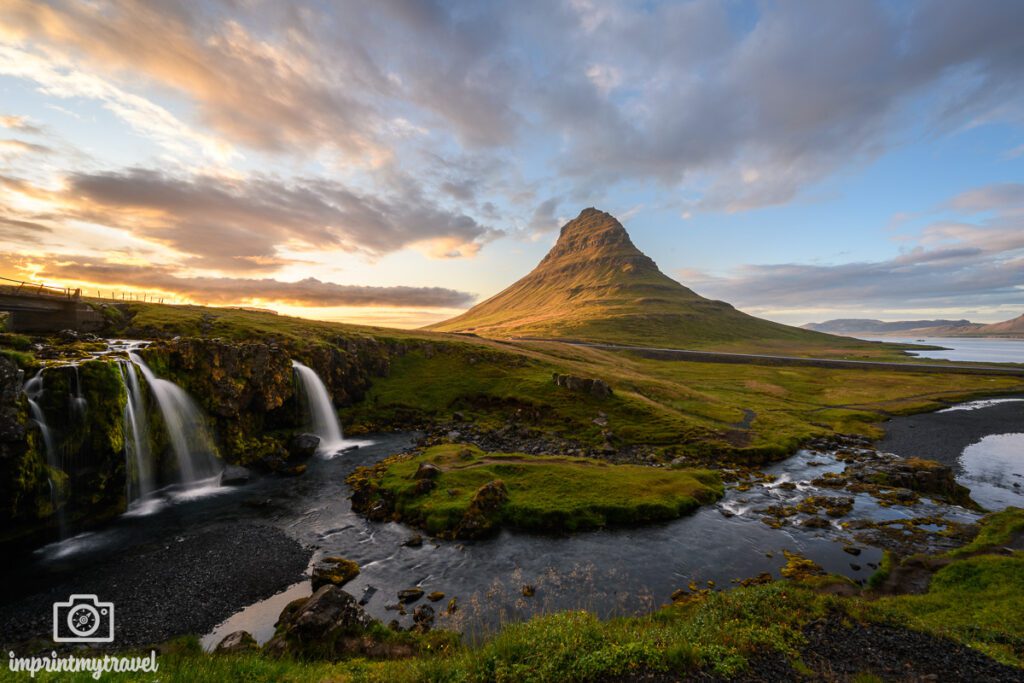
[864,336,1024,364]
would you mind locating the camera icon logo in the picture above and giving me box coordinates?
[52,594,115,643]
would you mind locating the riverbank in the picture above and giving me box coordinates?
[0,523,310,649]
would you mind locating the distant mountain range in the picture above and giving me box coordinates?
[804,315,1024,338]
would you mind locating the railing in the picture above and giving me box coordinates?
[0,276,80,300]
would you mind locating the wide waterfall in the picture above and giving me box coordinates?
[291,360,344,452]
[129,352,221,486]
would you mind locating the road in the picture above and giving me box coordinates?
[508,338,1024,376]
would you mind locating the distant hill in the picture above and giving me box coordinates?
[426,208,854,350]
[805,314,1024,338]
[802,319,977,335]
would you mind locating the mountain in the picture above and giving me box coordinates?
[806,314,1024,338]
[427,208,843,349]
[974,313,1024,336]
[802,319,977,335]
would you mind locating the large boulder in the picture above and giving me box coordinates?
[454,479,509,539]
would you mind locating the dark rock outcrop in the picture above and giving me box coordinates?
[552,373,613,398]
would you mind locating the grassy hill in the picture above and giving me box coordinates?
[426,208,883,354]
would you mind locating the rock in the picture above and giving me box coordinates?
[590,379,613,398]
[414,462,441,480]
[445,597,458,614]
[398,587,424,603]
[413,478,436,495]
[214,630,258,654]
[521,584,536,597]
[220,464,252,486]
[311,556,360,590]
[454,479,509,538]
[289,433,321,460]
[412,604,435,633]
[403,534,424,548]
[802,516,831,529]
[843,545,862,556]
[286,585,374,640]
[452,411,465,422]
[427,591,445,602]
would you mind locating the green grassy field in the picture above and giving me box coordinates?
[348,444,723,536]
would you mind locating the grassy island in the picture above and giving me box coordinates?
[347,444,724,537]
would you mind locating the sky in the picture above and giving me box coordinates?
[0,0,1022,328]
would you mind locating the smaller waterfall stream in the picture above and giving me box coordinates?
[291,360,345,453]
[22,370,67,538]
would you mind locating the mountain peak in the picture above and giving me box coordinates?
[541,208,654,270]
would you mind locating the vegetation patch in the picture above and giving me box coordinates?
[348,443,723,538]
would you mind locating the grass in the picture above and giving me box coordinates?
[948,507,1024,557]
[349,443,723,536]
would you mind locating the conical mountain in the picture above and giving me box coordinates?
[427,208,834,348]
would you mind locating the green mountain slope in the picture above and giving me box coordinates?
[427,208,852,350]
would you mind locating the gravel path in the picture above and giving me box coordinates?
[0,522,309,649]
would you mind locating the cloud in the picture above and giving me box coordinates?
[36,260,476,308]
[0,114,43,134]
[0,138,52,156]
[5,168,499,271]
[4,1,1023,216]
[682,184,1024,313]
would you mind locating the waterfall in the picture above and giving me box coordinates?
[23,370,67,538]
[129,352,221,486]
[291,360,344,450]
[119,361,154,501]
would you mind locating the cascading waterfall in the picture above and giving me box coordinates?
[22,370,67,537]
[129,351,221,486]
[291,360,344,451]
[118,361,154,501]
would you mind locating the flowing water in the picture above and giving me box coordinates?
[22,370,67,538]
[129,351,220,485]
[291,359,370,456]
[119,361,155,504]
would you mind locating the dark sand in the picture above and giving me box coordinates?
[0,522,309,649]
[878,396,1024,470]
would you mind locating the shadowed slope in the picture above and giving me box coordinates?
[428,208,844,349]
